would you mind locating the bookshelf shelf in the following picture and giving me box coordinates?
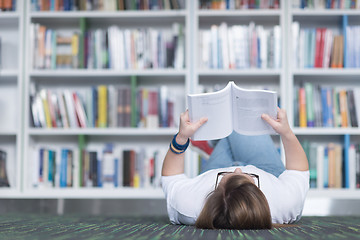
[21,188,164,199]
[0,70,19,77]
[292,9,360,16]
[293,69,360,76]
[29,69,187,77]
[0,12,20,19]
[293,128,360,135]
[0,130,18,136]
[28,128,178,136]
[308,189,360,199]
[197,69,281,76]
[30,10,187,20]
[197,9,281,17]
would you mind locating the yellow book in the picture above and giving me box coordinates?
[133,173,140,188]
[40,89,52,128]
[327,143,335,188]
[71,33,79,68]
[299,87,307,127]
[98,85,108,128]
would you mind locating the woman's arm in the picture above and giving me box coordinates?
[261,108,309,171]
[162,110,207,176]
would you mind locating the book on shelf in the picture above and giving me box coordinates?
[31,0,186,11]
[301,138,360,189]
[30,143,166,189]
[199,22,281,70]
[292,18,360,69]
[29,80,183,129]
[188,81,277,141]
[0,150,10,187]
[199,0,280,9]
[295,83,360,128]
[0,0,16,11]
[31,22,185,70]
[293,0,360,9]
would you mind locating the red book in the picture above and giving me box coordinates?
[73,92,87,128]
[318,29,326,68]
[314,28,322,68]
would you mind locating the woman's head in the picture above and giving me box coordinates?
[195,171,272,230]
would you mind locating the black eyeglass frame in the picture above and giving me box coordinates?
[214,171,260,190]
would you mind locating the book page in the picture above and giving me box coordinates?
[188,83,233,140]
[231,83,277,135]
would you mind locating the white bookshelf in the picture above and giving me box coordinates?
[21,0,191,199]
[287,1,360,198]
[0,2,23,195]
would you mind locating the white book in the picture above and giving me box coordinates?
[63,90,77,128]
[210,25,218,69]
[188,81,277,140]
[349,144,356,189]
[273,25,281,69]
[258,26,267,69]
[316,145,324,189]
[227,27,235,69]
[219,22,229,69]
[107,85,117,128]
[354,88,360,126]
[31,146,40,188]
[292,22,300,68]
[102,151,115,188]
[45,29,52,69]
[57,91,69,128]
[202,30,211,69]
[299,29,305,69]
[323,29,333,68]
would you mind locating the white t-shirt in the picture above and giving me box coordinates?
[161,165,309,225]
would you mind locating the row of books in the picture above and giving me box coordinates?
[199,22,281,69]
[30,143,166,188]
[293,0,360,9]
[31,22,185,70]
[0,150,9,187]
[31,0,185,11]
[292,24,344,69]
[199,0,280,9]
[292,19,360,69]
[294,83,360,128]
[302,138,360,189]
[30,81,182,129]
[0,0,15,11]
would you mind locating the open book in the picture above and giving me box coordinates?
[188,81,278,140]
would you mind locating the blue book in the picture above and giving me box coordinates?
[310,29,316,68]
[344,134,350,188]
[114,158,119,187]
[60,149,68,187]
[39,148,44,182]
[323,147,329,188]
[48,150,53,184]
[226,0,230,9]
[343,15,348,68]
[326,88,334,127]
[97,159,102,187]
[321,87,329,126]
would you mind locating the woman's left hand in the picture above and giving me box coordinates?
[177,110,207,144]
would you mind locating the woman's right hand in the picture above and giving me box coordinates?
[261,107,292,138]
[176,110,207,144]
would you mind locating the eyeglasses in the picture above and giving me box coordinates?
[215,171,260,190]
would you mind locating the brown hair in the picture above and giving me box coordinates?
[195,174,272,230]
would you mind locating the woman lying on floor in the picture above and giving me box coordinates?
[161,108,309,229]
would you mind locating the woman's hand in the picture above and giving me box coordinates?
[177,110,207,144]
[261,107,292,138]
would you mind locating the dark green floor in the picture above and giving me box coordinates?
[0,214,359,240]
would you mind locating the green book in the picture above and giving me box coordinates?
[78,135,86,187]
[305,83,315,127]
[79,17,87,69]
[130,75,137,127]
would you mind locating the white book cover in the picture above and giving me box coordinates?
[316,145,324,189]
[210,25,218,69]
[63,90,77,128]
[292,22,299,69]
[354,88,360,126]
[257,25,267,69]
[31,146,40,188]
[188,81,277,140]
[323,29,333,68]
[299,29,305,69]
[273,25,281,69]
[349,144,356,189]
[227,27,235,69]
[219,22,229,69]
